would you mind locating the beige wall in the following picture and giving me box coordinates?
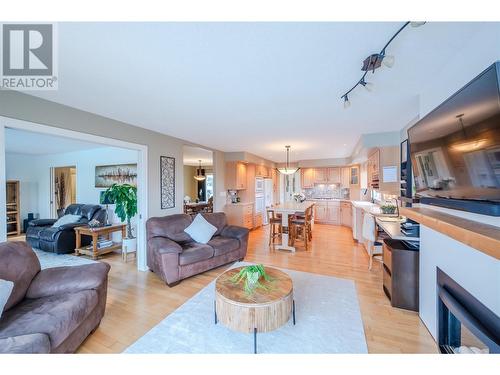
[183,165,198,200]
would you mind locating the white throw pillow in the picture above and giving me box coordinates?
[184,214,218,244]
[52,214,82,228]
[0,279,14,319]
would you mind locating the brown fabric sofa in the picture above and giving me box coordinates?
[147,212,249,286]
[0,241,110,353]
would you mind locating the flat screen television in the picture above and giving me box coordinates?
[407,62,500,216]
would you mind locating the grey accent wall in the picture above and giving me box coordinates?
[0,90,199,218]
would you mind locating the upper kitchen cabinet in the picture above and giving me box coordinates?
[255,164,270,178]
[226,161,247,190]
[301,168,314,188]
[313,168,327,183]
[341,167,350,187]
[327,167,341,184]
[366,146,399,194]
[350,164,360,186]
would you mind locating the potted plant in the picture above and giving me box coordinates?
[104,183,138,253]
[231,264,273,294]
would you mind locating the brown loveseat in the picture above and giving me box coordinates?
[0,242,110,353]
[146,212,249,286]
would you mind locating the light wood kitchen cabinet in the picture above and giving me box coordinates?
[327,167,341,184]
[224,203,254,230]
[301,168,315,188]
[313,200,340,224]
[255,164,270,178]
[341,167,350,187]
[340,201,352,227]
[225,161,247,190]
[368,150,380,189]
[313,168,327,183]
[350,164,360,186]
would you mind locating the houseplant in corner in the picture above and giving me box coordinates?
[104,183,138,255]
[231,264,273,294]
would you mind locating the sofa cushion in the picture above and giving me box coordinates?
[39,227,62,241]
[0,242,41,312]
[0,333,51,354]
[25,225,47,240]
[147,214,193,244]
[80,204,101,220]
[52,214,82,228]
[200,212,227,236]
[64,204,83,216]
[208,236,240,257]
[0,290,98,348]
[179,242,214,266]
[184,214,218,244]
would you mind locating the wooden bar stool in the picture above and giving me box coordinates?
[290,206,313,251]
[267,209,282,247]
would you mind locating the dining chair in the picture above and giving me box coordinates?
[267,209,282,247]
[290,206,313,251]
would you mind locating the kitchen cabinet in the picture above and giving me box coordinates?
[313,200,340,224]
[341,167,350,187]
[368,150,380,189]
[327,167,341,184]
[255,164,270,178]
[350,165,360,186]
[313,168,327,183]
[225,161,247,190]
[340,201,352,227]
[301,168,315,188]
[224,203,254,229]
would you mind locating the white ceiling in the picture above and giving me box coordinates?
[5,128,106,154]
[183,145,213,166]
[29,22,497,161]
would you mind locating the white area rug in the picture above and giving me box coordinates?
[125,263,368,354]
[33,248,96,269]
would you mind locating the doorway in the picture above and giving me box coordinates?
[51,166,77,218]
[0,116,149,271]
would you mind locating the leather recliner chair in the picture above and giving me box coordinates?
[26,204,106,254]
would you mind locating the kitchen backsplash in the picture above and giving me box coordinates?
[303,184,347,199]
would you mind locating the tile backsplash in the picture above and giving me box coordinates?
[303,184,346,199]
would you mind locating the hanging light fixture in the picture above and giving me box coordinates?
[340,21,426,108]
[276,146,300,175]
[193,160,206,181]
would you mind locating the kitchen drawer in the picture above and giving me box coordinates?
[383,242,392,273]
[254,213,263,228]
[243,205,253,215]
[341,202,351,209]
[383,265,392,300]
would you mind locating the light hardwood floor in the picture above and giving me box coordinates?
[16,224,438,353]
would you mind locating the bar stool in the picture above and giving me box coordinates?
[290,206,313,251]
[267,209,282,247]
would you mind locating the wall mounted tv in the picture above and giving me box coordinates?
[408,62,500,216]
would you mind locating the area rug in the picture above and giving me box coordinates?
[33,248,96,269]
[124,263,368,354]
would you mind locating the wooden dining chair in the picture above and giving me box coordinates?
[290,206,313,251]
[362,212,383,270]
[267,209,282,247]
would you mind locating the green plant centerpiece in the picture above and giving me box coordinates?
[103,183,137,239]
[380,202,397,215]
[231,264,273,294]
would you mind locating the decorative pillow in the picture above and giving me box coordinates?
[184,214,218,244]
[0,279,14,319]
[52,214,82,228]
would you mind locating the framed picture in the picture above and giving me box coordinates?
[95,163,137,188]
[401,139,408,163]
[160,156,175,209]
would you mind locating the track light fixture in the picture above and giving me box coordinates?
[341,21,425,108]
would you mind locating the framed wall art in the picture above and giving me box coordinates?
[160,156,175,209]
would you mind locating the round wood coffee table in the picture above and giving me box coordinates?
[214,266,295,353]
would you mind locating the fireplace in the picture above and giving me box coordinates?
[437,268,500,354]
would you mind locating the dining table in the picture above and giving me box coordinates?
[270,201,315,252]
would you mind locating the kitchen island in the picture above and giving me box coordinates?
[270,201,315,252]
